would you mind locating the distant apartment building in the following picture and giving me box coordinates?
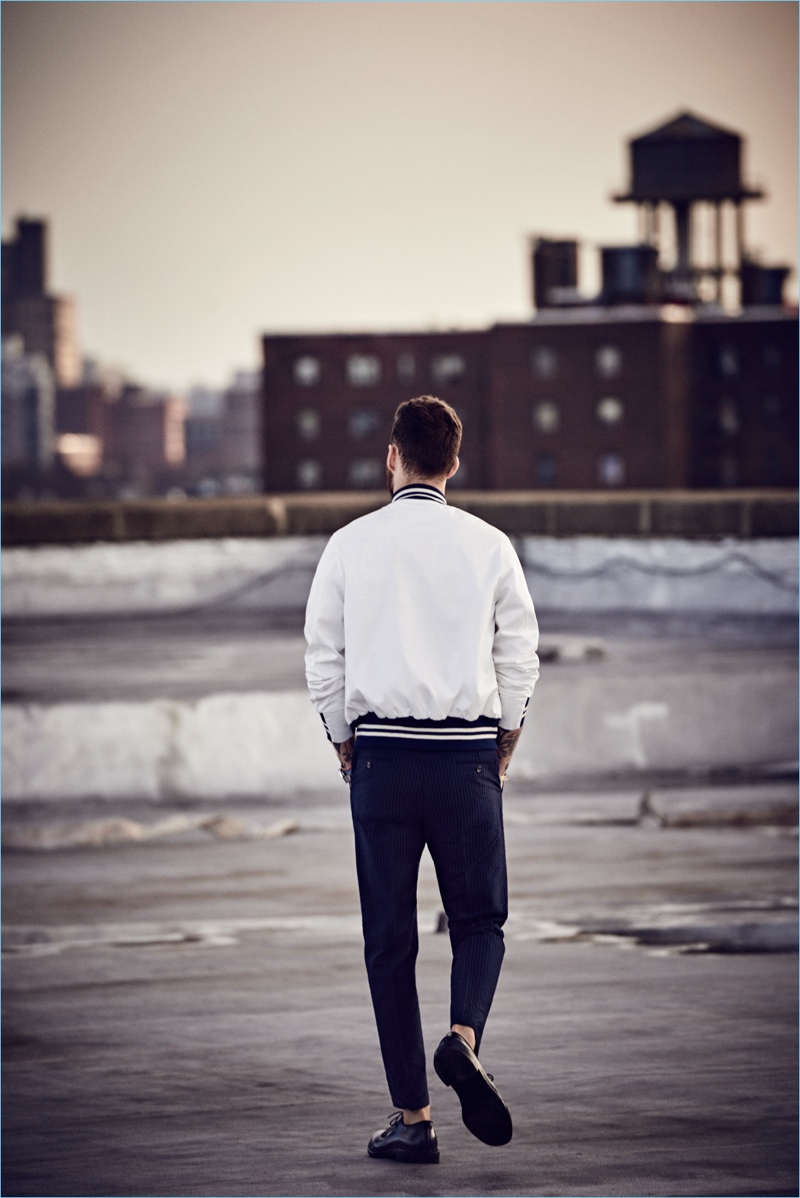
[105,386,188,474]
[184,386,225,472]
[2,218,81,387]
[53,380,108,479]
[184,375,260,470]
[262,331,487,491]
[43,370,259,500]
[1,334,55,470]
[0,218,264,499]
[182,373,261,493]
[262,314,796,493]
[47,377,189,496]
[221,371,261,476]
[261,112,797,493]
[488,308,797,490]
[55,380,110,447]
[688,315,797,488]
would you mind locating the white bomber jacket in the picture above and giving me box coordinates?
[304,484,540,750]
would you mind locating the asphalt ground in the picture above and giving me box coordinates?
[3,778,797,1198]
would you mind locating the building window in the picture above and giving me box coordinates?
[293,356,320,386]
[349,458,382,488]
[533,400,559,433]
[719,455,739,487]
[296,408,320,440]
[397,352,415,384]
[431,354,465,386]
[532,345,557,379]
[718,345,739,377]
[535,452,557,485]
[297,459,321,489]
[346,354,381,387]
[348,407,381,439]
[718,399,739,436]
[595,345,622,379]
[597,396,624,425]
[598,451,625,486]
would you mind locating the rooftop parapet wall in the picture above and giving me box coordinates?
[2,491,797,546]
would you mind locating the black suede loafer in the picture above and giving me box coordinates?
[433,1031,513,1146]
[367,1112,440,1163]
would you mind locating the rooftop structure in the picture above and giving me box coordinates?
[262,111,796,495]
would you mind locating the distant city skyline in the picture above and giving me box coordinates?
[3,1,797,392]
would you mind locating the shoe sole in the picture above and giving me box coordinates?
[434,1044,513,1146]
[367,1145,440,1164]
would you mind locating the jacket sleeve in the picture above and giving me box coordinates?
[492,538,540,730]
[304,535,353,744]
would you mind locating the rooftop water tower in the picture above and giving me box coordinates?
[613,111,764,305]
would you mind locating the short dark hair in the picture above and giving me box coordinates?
[390,395,462,479]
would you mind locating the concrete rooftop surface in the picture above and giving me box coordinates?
[2,546,797,1198]
[3,776,797,1198]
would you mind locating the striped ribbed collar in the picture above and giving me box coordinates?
[391,483,447,505]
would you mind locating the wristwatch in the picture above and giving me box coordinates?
[340,768,352,784]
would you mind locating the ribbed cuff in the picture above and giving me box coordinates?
[320,709,353,745]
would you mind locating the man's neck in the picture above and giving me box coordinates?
[392,473,448,495]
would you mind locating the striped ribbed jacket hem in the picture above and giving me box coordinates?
[352,711,517,751]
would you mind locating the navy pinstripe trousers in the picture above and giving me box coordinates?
[349,745,508,1110]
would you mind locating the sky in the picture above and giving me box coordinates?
[3,1,797,393]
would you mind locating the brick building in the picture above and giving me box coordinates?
[261,310,796,493]
[261,111,796,494]
[262,330,488,492]
[106,386,188,475]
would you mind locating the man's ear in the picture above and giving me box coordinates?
[386,443,398,471]
[446,455,460,481]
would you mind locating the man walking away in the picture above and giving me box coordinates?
[304,395,539,1163]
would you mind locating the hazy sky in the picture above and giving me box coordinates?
[3,1,797,392]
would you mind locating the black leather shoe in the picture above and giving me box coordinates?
[433,1031,512,1146]
[367,1112,440,1163]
